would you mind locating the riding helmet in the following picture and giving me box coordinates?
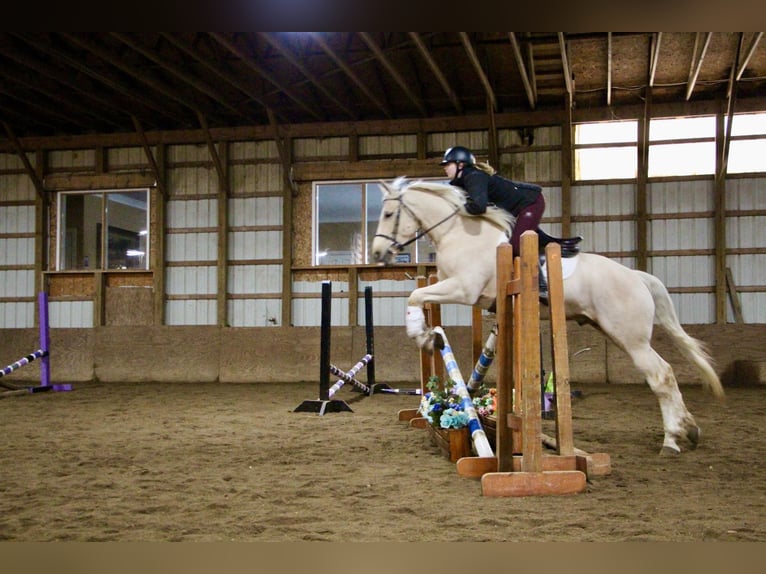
[439,146,476,166]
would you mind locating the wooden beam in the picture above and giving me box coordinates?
[1,120,45,198]
[459,33,497,112]
[408,32,462,114]
[359,33,427,116]
[736,32,763,81]
[686,32,712,101]
[197,111,228,195]
[509,33,535,110]
[216,141,229,327]
[649,32,662,87]
[636,87,651,271]
[131,115,166,200]
[558,33,573,108]
[607,32,612,105]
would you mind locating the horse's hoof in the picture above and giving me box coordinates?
[433,331,445,350]
[659,446,681,457]
[686,426,701,449]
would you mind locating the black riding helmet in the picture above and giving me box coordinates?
[439,146,476,166]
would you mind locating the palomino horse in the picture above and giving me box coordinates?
[370,177,724,455]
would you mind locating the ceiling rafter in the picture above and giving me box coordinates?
[509,33,535,109]
[208,32,324,122]
[558,32,573,107]
[736,32,763,81]
[15,32,188,129]
[159,33,273,124]
[686,32,713,101]
[607,32,613,105]
[56,32,195,128]
[308,32,393,119]
[408,32,462,114]
[649,32,662,87]
[359,33,427,116]
[258,32,358,120]
[459,32,497,112]
[111,33,249,121]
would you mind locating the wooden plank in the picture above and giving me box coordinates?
[457,454,579,478]
[545,242,574,456]
[481,470,586,497]
[519,231,542,473]
[495,243,514,471]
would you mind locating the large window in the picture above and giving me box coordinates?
[574,121,637,180]
[58,189,150,271]
[728,112,766,174]
[314,180,437,266]
[648,116,715,177]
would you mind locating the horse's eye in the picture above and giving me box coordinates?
[383,211,393,219]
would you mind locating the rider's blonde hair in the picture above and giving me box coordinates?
[474,160,496,176]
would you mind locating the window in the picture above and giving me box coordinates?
[648,116,715,177]
[58,189,150,270]
[313,180,437,266]
[727,112,766,174]
[574,121,637,180]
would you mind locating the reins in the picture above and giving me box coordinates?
[374,193,460,256]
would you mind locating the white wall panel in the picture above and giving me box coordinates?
[165,233,218,262]
[167,144,212,163]
[293,137,349,158]
[0,302,34,328]
[107,146,148,168]
[649,218,714,250]
[165,300,216,325]
[0,205,35,233]
[49,301,93,328]
[737,293,766,323]
[572,183,635,217]
[230,163,283,194]
[166,267,217,295]
[228,197,282,227]
[167,167,216,197]
[359,134,417,155]
[573,221,636,254]
[167,199,218,228]
[291,280,349,326]
[649,180,714,213]
[48,149,95,169]
[724,177,766,210]
[229,141,279,161]
[228,299,282,327]
[228,265,282,294]
[427,131,487,155]
[671,293,715,324]
[0,238,34,265]
[0,270,34,297]
[229,230,281,260]
[0,174,36,201]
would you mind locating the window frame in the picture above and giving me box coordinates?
[56,187,151,272]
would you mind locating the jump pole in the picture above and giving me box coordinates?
[1,292,72,397]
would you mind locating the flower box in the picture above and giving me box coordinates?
[427,424,472,462]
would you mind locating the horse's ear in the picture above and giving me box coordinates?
[378,180,391,196]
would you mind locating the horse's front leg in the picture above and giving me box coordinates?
[406,278,476,353]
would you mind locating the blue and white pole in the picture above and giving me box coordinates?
[432,327,494,458]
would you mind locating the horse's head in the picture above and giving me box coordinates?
[370,177,423,265]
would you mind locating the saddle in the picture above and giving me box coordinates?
[535,227,582,258]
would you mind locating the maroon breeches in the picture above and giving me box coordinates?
[510,194,545,256]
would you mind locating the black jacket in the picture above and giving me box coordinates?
[451,166,542,217]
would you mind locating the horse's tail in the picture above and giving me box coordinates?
[636,270,725,399]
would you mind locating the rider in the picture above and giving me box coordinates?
[440,145,545,258]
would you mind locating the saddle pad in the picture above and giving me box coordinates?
[542,254,578,282]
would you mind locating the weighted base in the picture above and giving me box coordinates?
[481,470,586,497]
[293,399,353,415]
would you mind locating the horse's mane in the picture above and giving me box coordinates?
[394,178,514,232]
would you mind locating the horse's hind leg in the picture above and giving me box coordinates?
[627,344,700,455]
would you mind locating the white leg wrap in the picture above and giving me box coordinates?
[406,306,426,338]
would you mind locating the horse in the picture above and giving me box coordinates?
[370,177,724,456]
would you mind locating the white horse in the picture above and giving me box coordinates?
[370,177,724,455]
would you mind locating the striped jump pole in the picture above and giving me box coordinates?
[328,354,373,397]
[467,325,498,393]
[431,326,494,458]
[1,292,71,396]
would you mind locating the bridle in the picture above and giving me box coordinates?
[374,192,460,259]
